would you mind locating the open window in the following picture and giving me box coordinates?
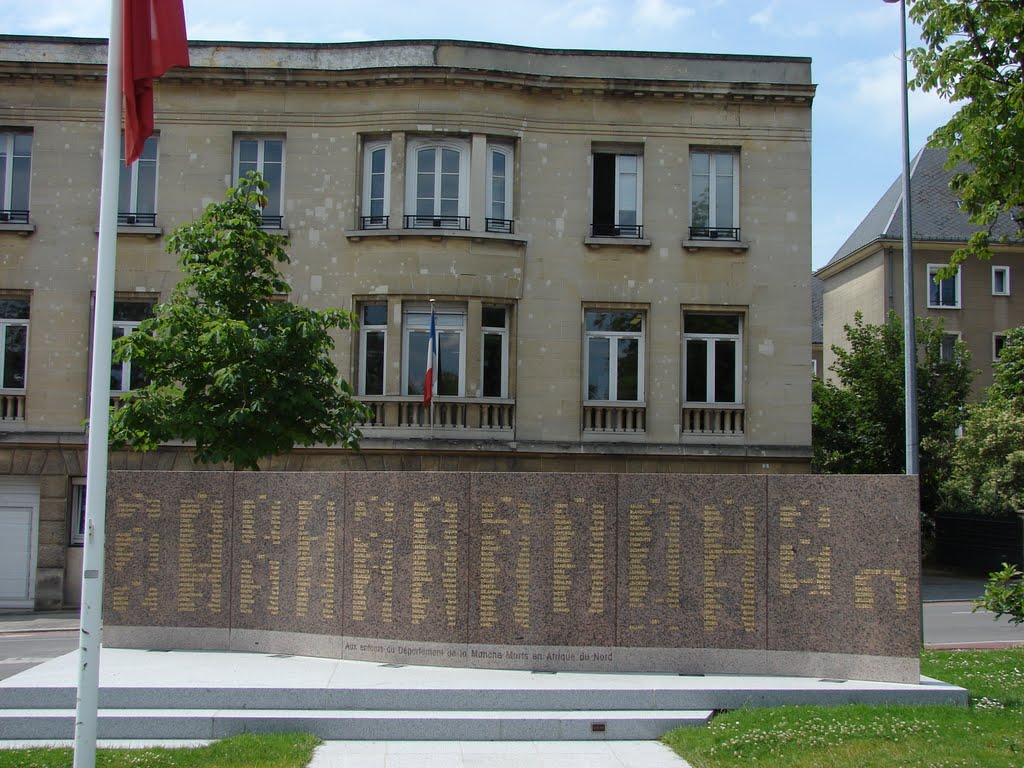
[591,151,642,238]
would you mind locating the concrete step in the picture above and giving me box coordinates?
[0,708,715,741]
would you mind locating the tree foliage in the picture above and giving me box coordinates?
[812,311,974,520]
[909,0,1024,272]
[108,172,371,470]
[941,327,1024,517]
[975,563,1024,626]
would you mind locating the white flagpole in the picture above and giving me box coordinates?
[74,0,123,764]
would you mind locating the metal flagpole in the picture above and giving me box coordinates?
[74,0,123,764]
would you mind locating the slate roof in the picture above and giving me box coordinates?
[824,147,1023,269]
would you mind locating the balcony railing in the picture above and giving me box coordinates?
[590,223,643,238]
[688,226,740,241]
[358,396,515,433]
[0,210,30,224]
[404,215,471,231]
[485,218,514,234]
[118,212,157,227]
[260,214,284,229]
[0,391,26,421]
[582,402,646,433]
[681,404,745,436]
[359,215,389,230]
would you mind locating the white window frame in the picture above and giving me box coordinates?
[0,131,32,219]
[927,264,961,309]
[358,303,388,396]
[689,149,740,236]
[118,134,159,221]
[402,305,467,397]
[683,312,744,405]
[992,265,1010,296]
[583,309,645,403]
[939,332,961,363]
[234,136,285,224]
[994,333,1007,362]
[361,140,391,225]
[485,144,514,224]
[69,478,87,546]
[110,300,155,394]
[481,305,510,399]
[405,138,470,222]
[591,151,643,235]
[0,298,30,392]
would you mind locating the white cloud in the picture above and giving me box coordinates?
[633,0,695,28]
[749,4,774,27]
[570,3,612,30]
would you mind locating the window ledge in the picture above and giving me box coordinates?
[0,222,34,235]
[926,305,961,310]
[682,239,749,253]
[345,228,529,245]
[94,225,165,238]
[584,236,651,250]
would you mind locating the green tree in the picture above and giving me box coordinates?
[109,172,370,470]
[941,327,1024,517]
[813,311,974,522]
[909,0,1024,272]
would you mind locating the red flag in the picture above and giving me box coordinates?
[423,306,436,406]
[122,0,189,166]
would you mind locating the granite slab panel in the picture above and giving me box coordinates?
[343,472,470,644]
[766,474,920,659]
[104,471,233,629]
[229,473,345,636]
[468,473,617,648]
[616,475,767,650]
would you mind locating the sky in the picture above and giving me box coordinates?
[3,0,960,270]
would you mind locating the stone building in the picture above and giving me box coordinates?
[817,146,1024,393]
[0,36,814,609]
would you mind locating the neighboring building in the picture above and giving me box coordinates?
[0,36,814,609]
[811,275,824,379]
[817,147,1024,394]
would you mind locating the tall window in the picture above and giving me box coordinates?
[592,152,642,237]
[993,266,1010,296]
[486,145,514,233]
[359,304,387,396]
[0,132,32,223]
[994,333,1007,361]
[927,264,960,309]
[403,306,466,397]
[939,333,959,363]
[361,141,390,228]
[683,312,742,404]
[481,306,509,398]
[0,298,29,390]
[406,139,469,229]
[690,150,739,239]
[110,300,154,393]
[235,137,285,227]
[118,135,158,225]
[584,309,644,401]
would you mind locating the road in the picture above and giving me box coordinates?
[0,631,77,681]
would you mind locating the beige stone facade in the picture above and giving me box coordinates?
[0,37,814,609]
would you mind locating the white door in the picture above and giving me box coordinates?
[0,479,39,609]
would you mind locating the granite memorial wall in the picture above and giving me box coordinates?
[103,471,921,683]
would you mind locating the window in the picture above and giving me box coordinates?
[690,150,739,240]
[405,139,469,229]
[361,141,390,229]
[584,309,644,402]
[683,312,742,404]
[482,306,509,398]
[994,333,1007,361]
[486,145,514,233]
[359,303,387,396]
[111,300,154,393]
[927,264,960,308]
[118,135,158,226]
[235,137,285,227]
[591,152,642,238]
[0,132,31,224]
[939,333,959,363]
[403,306,466,397]
[0,298,29,390]
[69,479,86,546]
[993,266,1010,296]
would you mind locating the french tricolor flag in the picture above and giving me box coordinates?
[423,305,436,406]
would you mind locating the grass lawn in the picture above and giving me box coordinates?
[662,648,1024,768]
[0,732,320,768]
